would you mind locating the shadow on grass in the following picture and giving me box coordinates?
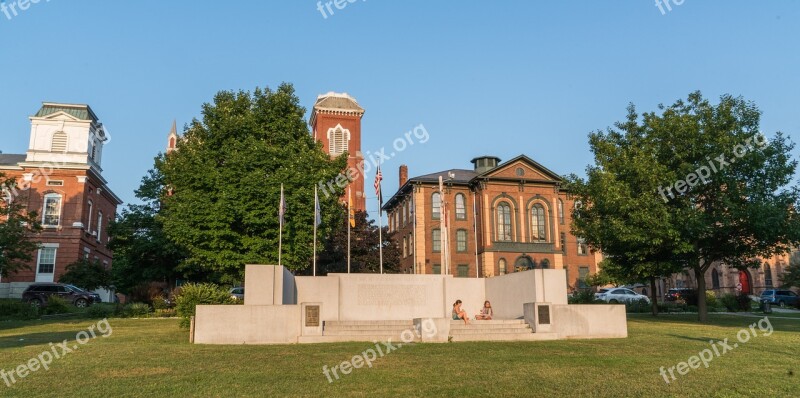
[0,330,84,349]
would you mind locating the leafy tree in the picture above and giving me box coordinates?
[158,84,347,283]
[0,173,41,278]
[108,166,189,293]
[315,209,401,274]
[573,92,800,322]
[781,251,800,288]
[58,259,112,291]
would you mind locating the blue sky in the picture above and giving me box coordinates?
[1,1,798,212]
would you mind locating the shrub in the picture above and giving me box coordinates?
[151,295,170,310]
[720,293,739,312]
[175,283,235,328]
[678,290,699,306]
[154,308,177,318]
[687,305,699,313]
[44,296,72,315]
[625,299,651,313]
[705,290,718,308]
[86,304,114,319]
[568,289,602,304]
[736,293,752,311]
[0,299,40,320]
[128,303,152,318]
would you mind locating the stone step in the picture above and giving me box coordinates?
[450,323,530,330]
[324,329,412,337]
[325,324,416,332]
[450,320,526,325]
[325,320,413,326]
[299,335,414,344]
[450,327,532,335]
[450,332,559,342]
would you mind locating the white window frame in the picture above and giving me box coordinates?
[42,193,63,227]
[86,200,94,231]
[97,211,103,241]
[35,244,59,282]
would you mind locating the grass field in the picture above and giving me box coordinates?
[1,314,798,397]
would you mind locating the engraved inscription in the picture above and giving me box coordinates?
[537,305,550,325]
[357,284,426,306]
[305,305,320,327]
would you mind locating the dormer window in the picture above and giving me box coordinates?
[51,131,68,152]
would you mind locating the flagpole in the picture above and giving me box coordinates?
[473,190,479,278]
[278,184,283,267]
[313,186,318,277]
[347,186,351,274]
[378,186,383,274]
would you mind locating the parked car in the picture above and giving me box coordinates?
[229,287,244,301]
[596,288,651,304]
[72,286,102,303]
[664,288,695,302]
[594,288,610,300]
[760,289,799,308]
[22,283,95,308]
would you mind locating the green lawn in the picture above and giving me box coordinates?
[0,315,798,397]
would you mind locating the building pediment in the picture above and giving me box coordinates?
[480,155,564,183]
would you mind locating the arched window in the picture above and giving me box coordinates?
[402,203,407,227]
[328,127,349,155]
[455,194,466,220]
[530,203,546,241]
[432,193,441,220]
[403,237,408,258]
[86,200,94,230]
[764,263,773,287]
[51,131,67,152]
[540,259,550,269]
[456,229,467,252]
[496,202,512,241]
[558,199,564,224]
[711,268,720,289]
[408,233,413,255]
[42,193,62,227]
[499,258,507,275]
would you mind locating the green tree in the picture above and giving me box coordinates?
[108,166,189,293]
[58,258,112,291]
[573,92,800,322]
[158,84,347,283]
[315,209,402,274]
[0,173,41,278]
[781,251,800,288]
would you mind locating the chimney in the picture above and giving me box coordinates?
[399,164,408,187]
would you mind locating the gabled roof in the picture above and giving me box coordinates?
[33,103,98,122]
[0,154,26,166]
[478,154,564,182]
[412,169,477,184]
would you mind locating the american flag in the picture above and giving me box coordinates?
[374,167,383,204]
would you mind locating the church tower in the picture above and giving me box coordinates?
[167,120,178,154]
[310,92,366,212]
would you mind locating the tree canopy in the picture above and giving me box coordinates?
[571,92,800,321]
[314,210,401,275]
[158,84,347,283]
[0,173,41,278]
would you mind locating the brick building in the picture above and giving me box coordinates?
[310,92,366,212]
[666,252,794,297]
[0,103,121,299]
[382,155,602,289]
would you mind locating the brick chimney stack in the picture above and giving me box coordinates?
[399,164,408,187]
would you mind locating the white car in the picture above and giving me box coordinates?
[229,287,244,301]
[596,288,650,304]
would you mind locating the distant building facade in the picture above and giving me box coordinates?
[310,92,366,212]
[666,252,794,297]
[0,103,121,298]
[382,155,602,289]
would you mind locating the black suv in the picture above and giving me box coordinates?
[22,283,95,308]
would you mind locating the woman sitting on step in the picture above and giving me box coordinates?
[452,300,469,325]
[475,300,493,320]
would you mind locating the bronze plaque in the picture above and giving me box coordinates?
[537,305,550,325]
[305,305,320,327]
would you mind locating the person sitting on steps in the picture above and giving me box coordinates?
[452,300,469,325]
[475,300,493,320]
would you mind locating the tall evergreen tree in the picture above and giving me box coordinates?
[158,84,347,283]
[315,209,401,275]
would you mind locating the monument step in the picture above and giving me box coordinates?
[450,323,530,330]
[325,320,414,327]
[450,332,559,342]
[450,327,532,335]
[324,329,414,337]
[299,335,417,344]
[449,320,526,325]
[325,324,418,332]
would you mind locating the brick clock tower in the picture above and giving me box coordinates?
[310,92,366,212]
